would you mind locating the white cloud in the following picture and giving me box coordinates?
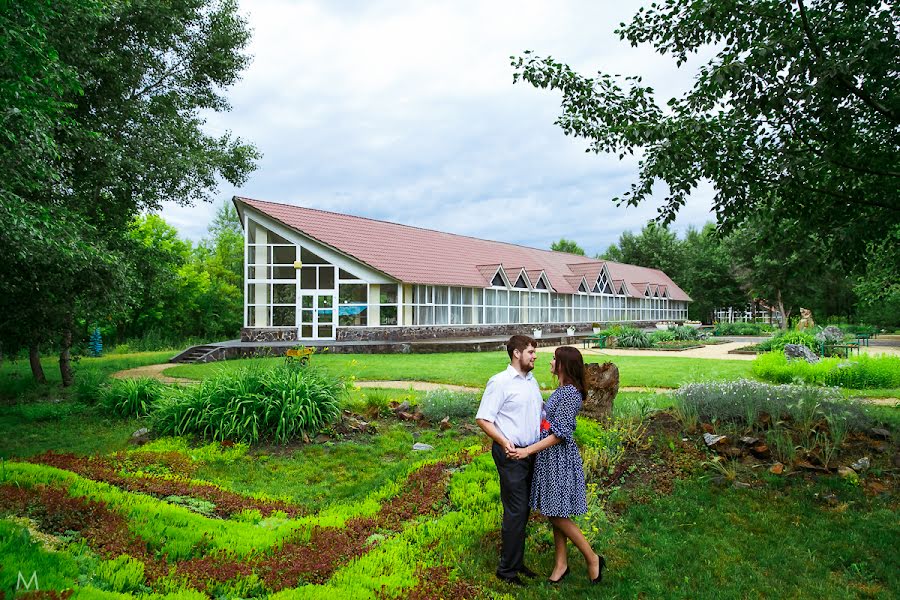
[161,0,717,255]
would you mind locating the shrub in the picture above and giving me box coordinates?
[102,377,166,417]
[755,330,818,353]
[673,379,872,431]
[672,325,701,341]
[650,330,676,343]
[419,389,479,422]
[74,369,109,405]
[151,364,348,444]
[713,322,773,336]
[614,326,652,348]
[753,352,900,389]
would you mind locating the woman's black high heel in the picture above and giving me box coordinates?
[590,554,606,584]
[548,566,570,584]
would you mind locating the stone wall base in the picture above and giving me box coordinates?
[241,321,664,343]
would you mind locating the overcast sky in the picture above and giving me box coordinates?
[159,0,716,256]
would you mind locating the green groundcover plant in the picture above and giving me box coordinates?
[673,379,872,430]
[419,389,479,422]
[754,330,818,353]
[713,322,774,336]
[152,364,349,443]
[753,352,900,389]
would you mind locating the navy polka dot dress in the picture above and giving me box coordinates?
[529,384,588,518]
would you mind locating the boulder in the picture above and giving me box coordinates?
[393,401,411,414]
[739,436,759,446]
[838,466,857,479]
[869,427,891,440]
[850,457,870,472]
[130,428,151,445]
[439,416,452,431]
[703,433,728,448]
[581,362,619,423]
[750,444,771,459]
[412,442,434,451]
[784,344,820,364]
[769,462,784,475]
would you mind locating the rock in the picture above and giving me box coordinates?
[315,433,331,443]
[703,433,728,448]
[394,401,411,413]
[757,412,772,428]
[869,427,891,440]
[397,411,416,422]
[795,459,829,472]
[724,446,744,459]
[769,463,784,475]
[701,423,716,434]
[732,481,751,490]
[581,362,619,422]
[784,343,820,363]
[750,444,771,459]
[739,436,759,446]
[439,416,452,431]
[871,441,889,454]
[837,466,857,479]
[412,431,421,440]
[412,443,434,451]
[302,432,311,444]
[130,428,151,445]
[850,457,870,472]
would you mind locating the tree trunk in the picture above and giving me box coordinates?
[59,317,74,387]
[29,343,47,384]
[776,290,790,330]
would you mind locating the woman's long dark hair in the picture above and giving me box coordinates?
[554,346,585,399]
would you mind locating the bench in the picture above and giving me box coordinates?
[855,333,871,347]
[582,334,607,349]
[821,342,860,358]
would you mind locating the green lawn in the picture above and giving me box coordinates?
[165,352,756,389]
[0,351,174,401]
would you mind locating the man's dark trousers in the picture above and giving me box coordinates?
[492,441,536,578]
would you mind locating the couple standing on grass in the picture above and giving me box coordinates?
[476,335,605,587]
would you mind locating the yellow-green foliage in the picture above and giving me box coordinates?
[93,555,144,593]
[134,436,249,464]
[753,352,900,388]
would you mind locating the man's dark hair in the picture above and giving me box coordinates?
[507,335,536,360]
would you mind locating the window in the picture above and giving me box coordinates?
[380,284,399,326]
[514,274,528,289]
[491,272,505,287]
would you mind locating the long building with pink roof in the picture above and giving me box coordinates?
[233,196,691,342]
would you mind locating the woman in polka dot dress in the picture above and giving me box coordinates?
[509,346,605,585]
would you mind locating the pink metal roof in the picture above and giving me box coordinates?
[234,197,692,301]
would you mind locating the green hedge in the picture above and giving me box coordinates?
[752,352,900,389]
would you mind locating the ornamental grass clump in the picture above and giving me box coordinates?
[151,364,348,444]
[102,377,166,417]
[673,379,871,431]
[753,352,900,389]
[419,389,479,422]
[614,326,652,348]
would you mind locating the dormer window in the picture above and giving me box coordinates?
[491,272,505,287]
[578,280,589,293]
[536,278,547,290]
[514,274,528,289]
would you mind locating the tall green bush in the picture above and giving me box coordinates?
[102,377,166,417]
[755,330,818,353]
[151,364,348,443]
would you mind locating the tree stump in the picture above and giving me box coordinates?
[582,362,619,423]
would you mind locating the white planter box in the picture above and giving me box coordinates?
[566,327,576,336]
[532,329,543,339]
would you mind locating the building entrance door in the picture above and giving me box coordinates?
[298,293,335,340]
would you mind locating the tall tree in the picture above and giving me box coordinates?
[550,238,586,255]
[679,224,745,322]
[599,223,684,278]
[513,0,899,268]
[4,0,260,385]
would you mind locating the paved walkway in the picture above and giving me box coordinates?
[111,363,196,384]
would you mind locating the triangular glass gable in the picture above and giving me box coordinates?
[536,278,547,290]
[578,280,589,293]
[514,274,528,289]
[491,272,505,287]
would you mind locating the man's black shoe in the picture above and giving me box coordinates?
[496,573,526,586]
[518,567,538,578]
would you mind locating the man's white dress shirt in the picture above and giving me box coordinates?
[476,364,543,447]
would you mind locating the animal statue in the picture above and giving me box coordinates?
[797,307,815,330]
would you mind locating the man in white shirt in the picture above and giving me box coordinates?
[476,334,543,585]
